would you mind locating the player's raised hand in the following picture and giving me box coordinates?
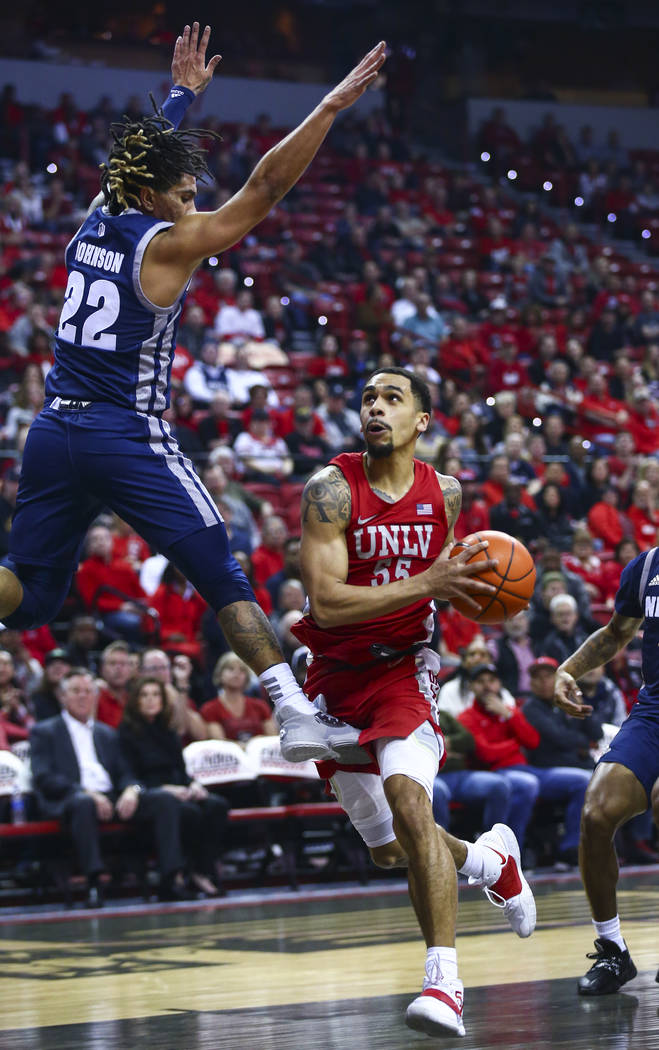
[322,42,387,114]
[171,22,222,96]
[425,541,498,615]
[553,668,594,719]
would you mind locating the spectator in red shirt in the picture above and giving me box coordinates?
[96,640,134,729]
[454,472,490,540]
[457,663,539,850]
[460,662,590,859]
[439,316,485,382]
[599,537,641,604]
[561,528,605,602]
[626,479,659,550]
[110,515,151,571]
[627,386,659,454]
[487,334,530,393]
[251,515,288,587]
[306,332,350,381]
[276,383,326,439]
[587,487,630,552]
[150,563,207,661]
[200,653,277,742]
[76,525,147,641]
[478,217,512,271]
[478,106,520,158]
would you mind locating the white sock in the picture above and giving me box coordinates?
[259,663,310,716]
[457,839,503,884]
[593,916,626,952]
[426,946,458,983]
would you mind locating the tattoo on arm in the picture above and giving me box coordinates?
[562,616,641,677]
[301,467,351,525]
[438,474,462,531]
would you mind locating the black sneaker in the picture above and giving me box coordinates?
[577,938,637,996]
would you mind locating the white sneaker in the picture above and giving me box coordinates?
[277,707,370,764]
[406,966,465,1039]
[468,822,536,938]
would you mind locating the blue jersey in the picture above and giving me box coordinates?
[46,207,185,411]
[614,546,659,709]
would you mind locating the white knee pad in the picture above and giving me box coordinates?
[330,722,442,848]
[330,771,395,848]
[376,721,442,803]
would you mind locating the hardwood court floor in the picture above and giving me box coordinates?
[0,869,657,1050]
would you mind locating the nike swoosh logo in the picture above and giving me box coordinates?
[485,846,506,864]
[357,514,378,525]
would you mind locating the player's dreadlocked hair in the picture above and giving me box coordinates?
[100,100,220,215]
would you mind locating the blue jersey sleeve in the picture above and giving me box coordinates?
[614,553,645,618]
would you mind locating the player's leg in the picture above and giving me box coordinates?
[0,409,102,628]
[165,529,365,762]
[577,761,645,995]
[652,778,659,985]
[93,412,362,763]
[330,747,465,1039]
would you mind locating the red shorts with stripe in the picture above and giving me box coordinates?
[303,646,445,780]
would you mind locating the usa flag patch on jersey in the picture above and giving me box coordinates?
[416,503,433,515]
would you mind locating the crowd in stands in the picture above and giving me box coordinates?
[0,82,658,893]
[477,105,659,247]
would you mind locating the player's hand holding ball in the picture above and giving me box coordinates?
[447,530,536,624]
[425,539,499,617]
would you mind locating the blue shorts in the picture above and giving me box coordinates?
[598,700,659,802]
[8,401,253,615]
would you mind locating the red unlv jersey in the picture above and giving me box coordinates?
[293,452,449,666]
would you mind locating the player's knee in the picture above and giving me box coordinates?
[581,793,618,839]
[370,841,408,869]
[389,789,432,842]
[167,528,255,611]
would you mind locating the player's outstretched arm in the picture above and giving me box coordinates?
[170,22,222,96]
[554,611,642,718]
[151,41,387,273]
[87,22,219,216]
[300,466,498,628]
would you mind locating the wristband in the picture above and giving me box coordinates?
[162,85,195,130]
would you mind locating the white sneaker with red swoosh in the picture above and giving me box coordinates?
[406,962,465,1038]
[469,822,536,938]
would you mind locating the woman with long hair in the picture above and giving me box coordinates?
[119,676,228,896]
[534,482,575,551]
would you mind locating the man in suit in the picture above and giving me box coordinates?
[30,667,186,905]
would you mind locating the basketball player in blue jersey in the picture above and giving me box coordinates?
[554,544,659,995]
[0,24,387,765]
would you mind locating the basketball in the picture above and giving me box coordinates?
[448,530,536,624]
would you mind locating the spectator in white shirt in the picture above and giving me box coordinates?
[225,345,279,407]
[183,340,229,405]
[233,409,292,480]
[214,289,265,343]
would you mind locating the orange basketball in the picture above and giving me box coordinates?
[448,529,536,624]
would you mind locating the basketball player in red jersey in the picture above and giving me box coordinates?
[292,367,536,1039]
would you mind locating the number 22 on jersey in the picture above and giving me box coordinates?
[58,270,120,350]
